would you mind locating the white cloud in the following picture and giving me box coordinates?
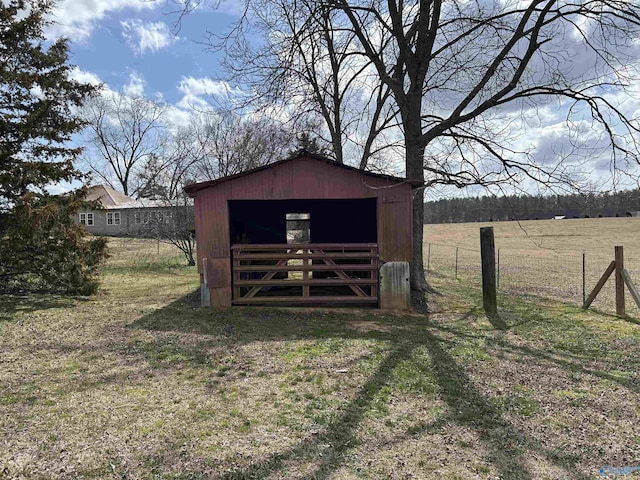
[67,66,102,86]
[122,71,146,97]
[46,0,156,41]
[121,19,177,55]
[164,105,193,131]
[176,76,244,109]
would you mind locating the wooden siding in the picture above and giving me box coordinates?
[189,156,414,306]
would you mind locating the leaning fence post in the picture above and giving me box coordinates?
[615,246,625,316]
[480,227,498,317]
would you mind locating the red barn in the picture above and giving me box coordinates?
[184,151,418,307]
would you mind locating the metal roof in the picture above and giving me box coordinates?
[85,185,166,209]
[184,150,422,196]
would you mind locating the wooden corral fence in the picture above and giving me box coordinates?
[231,243,379,305]
[583,246,640,316]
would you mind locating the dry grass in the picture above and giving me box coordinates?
[425,217,640,316]
[1,235,639,479]
[425,217,640,253]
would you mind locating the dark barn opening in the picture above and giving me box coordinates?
[229,198,378,303]
[228,198,377,246]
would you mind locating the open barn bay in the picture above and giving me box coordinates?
[1,235,639,479]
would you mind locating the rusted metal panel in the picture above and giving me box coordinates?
[196,158,408,201]
[202,257,231,288]
[193,187,230,273]
[379,200,412,263]
[209,287,232,307]
[380,261,411,310]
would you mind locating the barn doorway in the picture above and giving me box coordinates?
[229,198,378,305]
[286,213,311,244]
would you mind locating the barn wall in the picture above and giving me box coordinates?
[190,157,413,306]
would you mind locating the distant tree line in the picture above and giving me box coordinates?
[424,189,640,224]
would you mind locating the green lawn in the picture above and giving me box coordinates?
[1,238,638,479]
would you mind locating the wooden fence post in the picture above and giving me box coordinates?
[615,246,625,316]
[480,227,498,318]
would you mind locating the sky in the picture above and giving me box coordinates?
[50,0,240,120]
[41,0,640,198]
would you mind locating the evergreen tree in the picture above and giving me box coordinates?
[0,0,107,294]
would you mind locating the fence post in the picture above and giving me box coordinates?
[615,246,625,316]
[497,249,500,289]
[480,227,498,317]
[455,246,459,280]
[427,243,431,272]
[582,251,586,306]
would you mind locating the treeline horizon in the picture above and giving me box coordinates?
[424,188,640,224]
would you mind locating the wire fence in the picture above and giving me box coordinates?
[108,238,639,316]
[425,242,640,317]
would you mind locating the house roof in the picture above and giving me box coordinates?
[183,150,422,196]
[85,185,133,207]
[85,185,166,210]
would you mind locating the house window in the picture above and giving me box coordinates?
[286,213,311,243]
[79,213,94,226]
[107,212,121,225]
[135,212,142,224]
[143,211,150,224]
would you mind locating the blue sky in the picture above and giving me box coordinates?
[44,0,640,197]
[49,0,241,116]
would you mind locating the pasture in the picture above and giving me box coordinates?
[425,217,640,253]
[0,230,639,479]
[425,217,640,316]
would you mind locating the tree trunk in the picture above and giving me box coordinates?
[405,135,432,292]
[411,192,431,291]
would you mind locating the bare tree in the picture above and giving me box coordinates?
[82,93,167,197]
[135,192,197,266]
[190,110,295,180]
[133,110,295,265]
[321,1,640,290]
[209,0,640,291]
[133,122,205,266]
[211,0,399,168]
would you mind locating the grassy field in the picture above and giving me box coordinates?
[1,235,639,479]
[425,217,640,253]
[425,217,640,316]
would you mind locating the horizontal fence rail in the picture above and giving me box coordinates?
[231,243,379,305]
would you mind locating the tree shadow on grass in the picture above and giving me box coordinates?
[434,304,640,395]
[213,336,567,480]
[126,293,593,479]
[586,306,640,325]
[220,330,586,480]
[0,294,83,323]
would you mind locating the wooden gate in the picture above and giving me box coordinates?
[231,243,379,305]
